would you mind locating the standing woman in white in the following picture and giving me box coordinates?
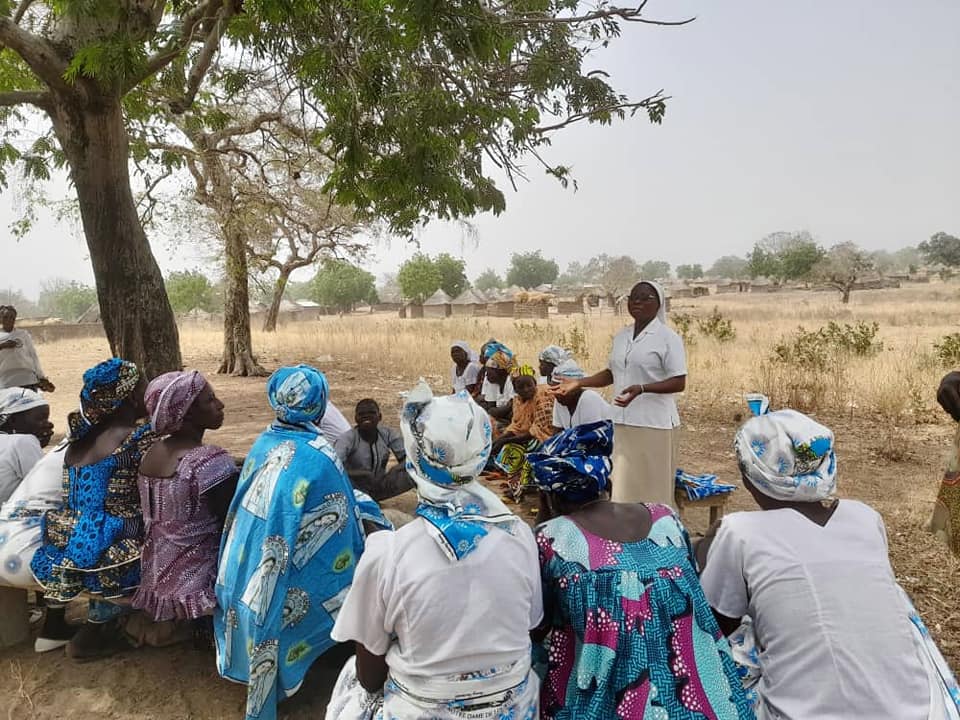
[553,281,686,507]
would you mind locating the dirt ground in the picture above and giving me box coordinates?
[1,346,958,719]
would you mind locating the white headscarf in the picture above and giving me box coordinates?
[637,280,668,324]
[538,345,572,367]
[551,359,586,381]
[735,400,837,502]
[400,381,516,561]
[0,388,47,430]
[450,341,479,363]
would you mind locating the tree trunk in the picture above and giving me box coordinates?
[841,286,851,304]
[219,223,268,376]
[49,93,181,378]
[262,271,291,333]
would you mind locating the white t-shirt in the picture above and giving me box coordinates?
[607,320,686,429]
[321,402,352,442]
[0,434,44,505]
[0,329,45,388]
[700,501,930,720]
[481,376,515,408]
[332,518,542,678]
[451,362,480,394]
[552,389,609,429]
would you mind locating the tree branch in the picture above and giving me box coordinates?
[208,111,283,145]
[503,5,694,27]
[0,18,72,96]
[169,1,241,113]
[532,93,667,134]
[13,0,36,25]
[0,89,51,110]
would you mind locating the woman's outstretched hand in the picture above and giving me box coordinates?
[550,379,580,399]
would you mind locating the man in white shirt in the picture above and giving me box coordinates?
[0,306,54,391]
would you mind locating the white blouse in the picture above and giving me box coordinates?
[331,518,542,678]
[450,362,480,394]
[606,319,686,429]
[700,501,930,720]
[0,329,45,388]
[552,389,609,429]
[0,434,44,505]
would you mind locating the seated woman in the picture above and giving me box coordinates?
[531,420,752,720]
[491,365,559,499]
[478,342,516,426]
[549,360,609,430]
[214,365,374,720]
[699,401,960,719]
[31,358,155,660]
[449,341,481,395]
[0,387,54,503]
[132,371,237,638]
[538,344,571,385]
[326,382,542,720]
[0,305,54,392]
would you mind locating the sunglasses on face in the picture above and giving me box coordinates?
[629,294,658,303]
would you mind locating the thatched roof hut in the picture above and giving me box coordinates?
[423,289,453,318]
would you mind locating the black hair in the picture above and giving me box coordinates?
[355,398,380,413]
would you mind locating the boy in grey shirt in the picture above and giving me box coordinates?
[334,398,414,501]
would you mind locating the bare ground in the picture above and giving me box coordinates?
[1,349,957,719]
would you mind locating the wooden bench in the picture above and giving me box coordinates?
[674,489,729,526]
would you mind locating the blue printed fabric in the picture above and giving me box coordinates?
[214,422,368,720]
[675,469,737,501]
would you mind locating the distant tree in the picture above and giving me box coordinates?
[676,264,704,280]
[747,231,824,282]
[434,254,469,298]
[506,251,559,289]
[893,246,922,273]
[0,289,39,318]
[398,254,443,303]
[555,261,589,289]
[919,232,960,268]
[311,260,378,312]
[377,274,403,303]
[707,255,748,279]
[474,269,505,293]
[165,271,217,316]
[641,260,672,280]
[283,280,315,302]
[597,256,642,300]
[37,279,97,322]
[812,243,874,304]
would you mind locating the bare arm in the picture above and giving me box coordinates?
[355,642,389,693]
[576,369,614,389]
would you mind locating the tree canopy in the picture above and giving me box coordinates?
[165,270,218,315]
[812,243,874,304]
[747,231,825,282]
[398,254,443,303]
[641,260,671,280]
[311,259,377,311]
[676,263,704,280]
[707,255,748,279]
[919,232,960,268]
[434,253,469,298]
[506,251,559,289]
[37,279,96,321]
[474,268,504,293]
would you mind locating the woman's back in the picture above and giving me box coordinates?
[537,504,752,720]
[336,517,541,679]
[701,499,929,720]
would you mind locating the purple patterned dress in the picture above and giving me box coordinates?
[536,503,754,720]
[132,445,236,621]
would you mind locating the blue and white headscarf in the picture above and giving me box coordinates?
[734,395,837,502]
[539,345,572,367]
[267,365,329,431]
[528,420,613,503]
[0,387,47,430]
[551,359,586,382]
[400,381,516,561]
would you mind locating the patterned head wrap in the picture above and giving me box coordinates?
[451,341,479,363]
[511,364,537,379]
[267,365,329,429]
[529,420,613,503]
[401,381,515,561]
[67,358,141,442]
[0,388,48,430]
[538,345,572,367]
[551,359,586,382]
[734,395,837,502]
[485,342,515,371]
[145,370,208,436]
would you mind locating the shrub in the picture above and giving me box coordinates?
[772,321,882,370]
[671,312,695,345]
[696,307,736,343]
[934,333,960,368]
[557,322,590,361]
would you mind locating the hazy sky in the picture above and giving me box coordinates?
[3,0,959,298]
